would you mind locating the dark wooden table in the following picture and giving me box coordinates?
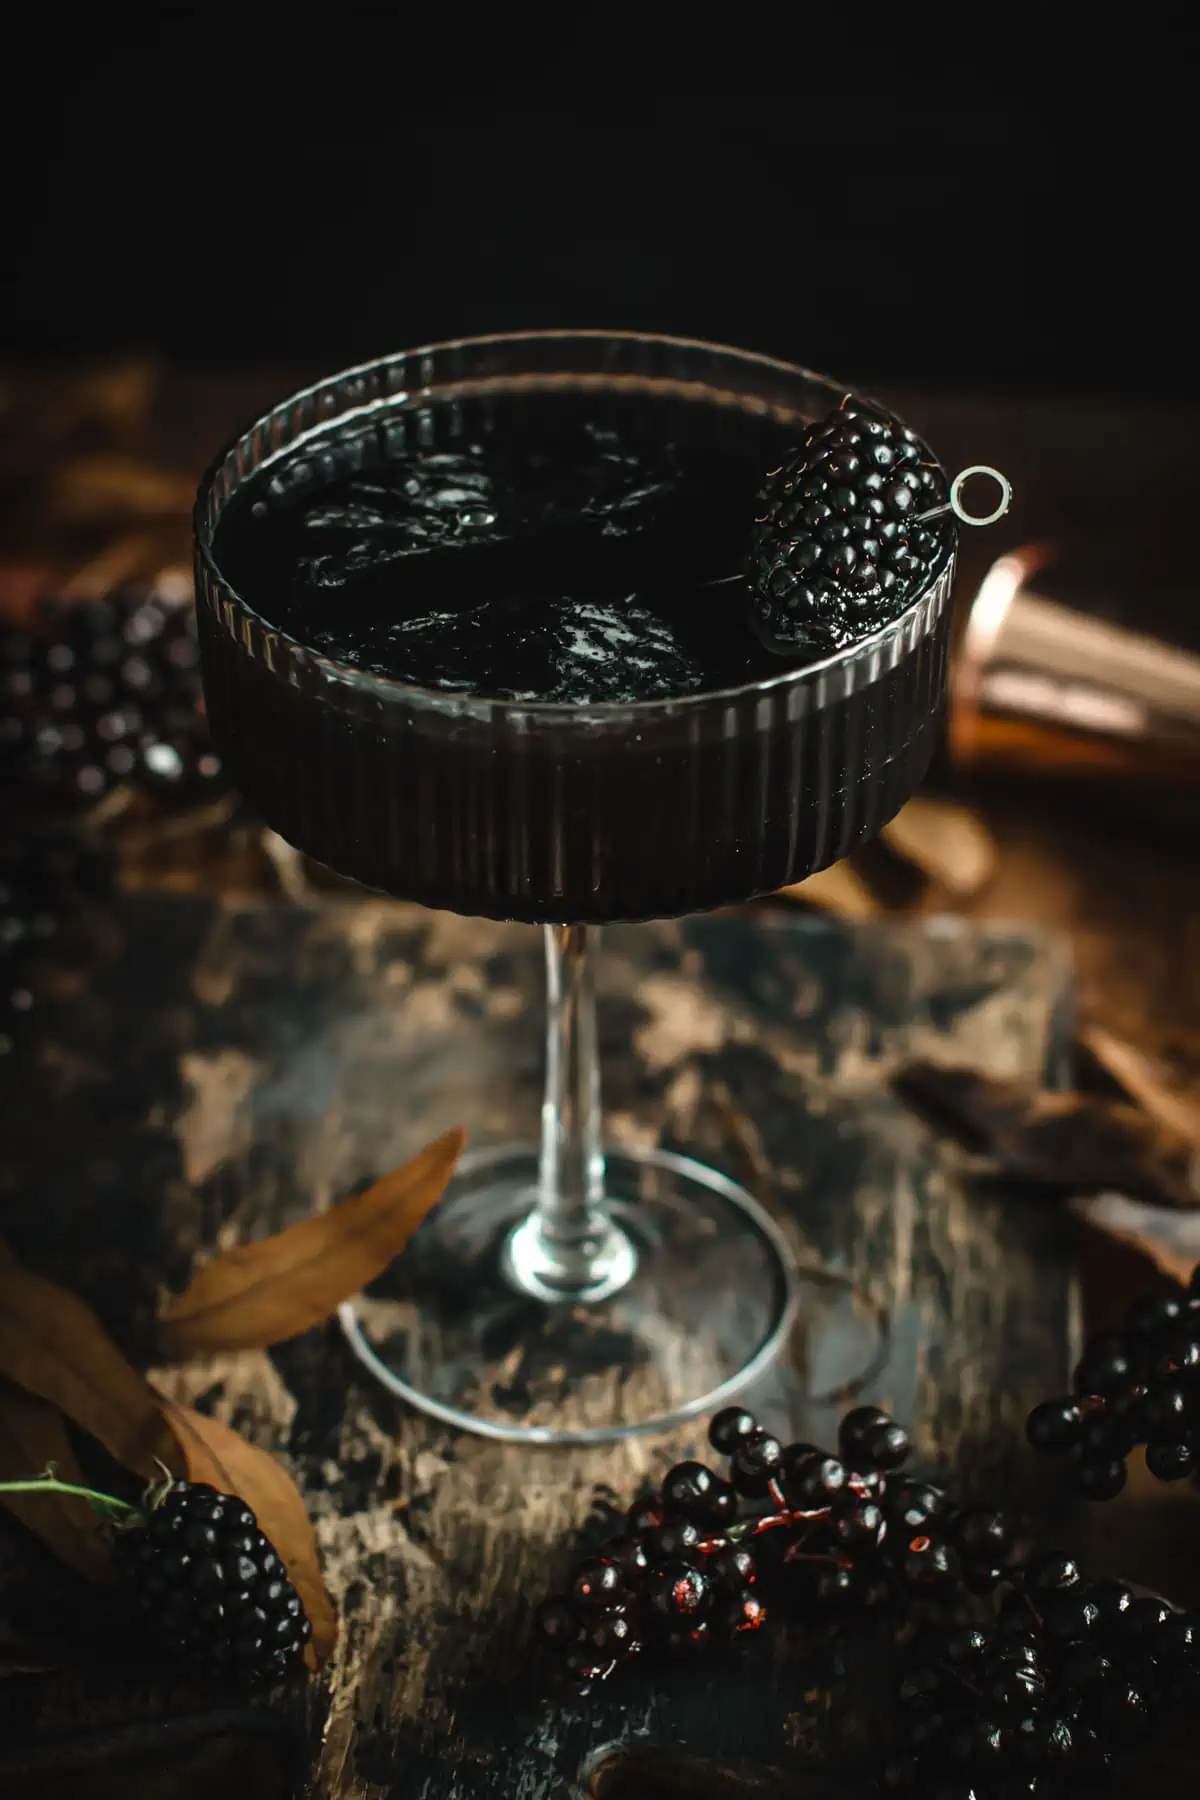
[2,367,1199,1796]
[2,891,1082,1798]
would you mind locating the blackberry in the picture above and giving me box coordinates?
[114,1479,311,1685]
[0,581,226,809]
[748,397,952,653]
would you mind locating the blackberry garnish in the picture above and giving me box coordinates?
[748,397,952,653]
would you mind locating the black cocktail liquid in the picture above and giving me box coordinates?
[203,384,948,921]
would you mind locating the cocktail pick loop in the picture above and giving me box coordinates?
[915,465,1011,527]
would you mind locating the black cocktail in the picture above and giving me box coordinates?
[195,333,960,1444]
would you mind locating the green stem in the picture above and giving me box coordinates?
[0,1473,136,1517]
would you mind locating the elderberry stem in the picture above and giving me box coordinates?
[0,1472,135,1517]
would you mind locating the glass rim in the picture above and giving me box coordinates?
[193,328,956,722]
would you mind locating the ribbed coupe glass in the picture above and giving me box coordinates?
[194,332,955,1444]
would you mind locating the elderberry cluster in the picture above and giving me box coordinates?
[0,583,224,807]
[886,1561,1200,1795]
[535,1404,1015,1686]
[1027,1264,1200,1497]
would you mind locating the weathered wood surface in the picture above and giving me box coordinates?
[0,897,1080,1797]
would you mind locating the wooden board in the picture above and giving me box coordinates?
[0,897,1076,1798]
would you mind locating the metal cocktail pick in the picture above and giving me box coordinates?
[915,465,1011,527]
[701,464,1012,590]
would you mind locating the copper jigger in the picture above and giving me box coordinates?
[950,546,1200,791]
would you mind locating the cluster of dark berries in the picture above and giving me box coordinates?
[0,825,113,1060]
[1027,1266,1200,1498]
[535,1403,1015,1685]
[0,581,224,807]
[886,1557,1200,1796]
[114,1480,311,1687]
[748,397,952,653]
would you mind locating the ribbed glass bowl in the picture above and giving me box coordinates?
[194,332,955,923]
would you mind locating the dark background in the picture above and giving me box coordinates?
[3,16,1198,396]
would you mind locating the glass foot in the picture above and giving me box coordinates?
[339,1141,799,1445]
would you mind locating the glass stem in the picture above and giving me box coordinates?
[503,925,637,1301]
[537,925,607,1260]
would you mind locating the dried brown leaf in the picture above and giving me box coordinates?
[894,1061,1200,1211]
[1078,1023,1200,1147]
[881,796,997,897]
[160,1401,336,1668]
[0,1382,113,1581]
[1071,1193,1200,1290]
[0,1265,179,1480]
[46,456,195,523]
[158,1127,465,1357]
[778,861,881,920]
